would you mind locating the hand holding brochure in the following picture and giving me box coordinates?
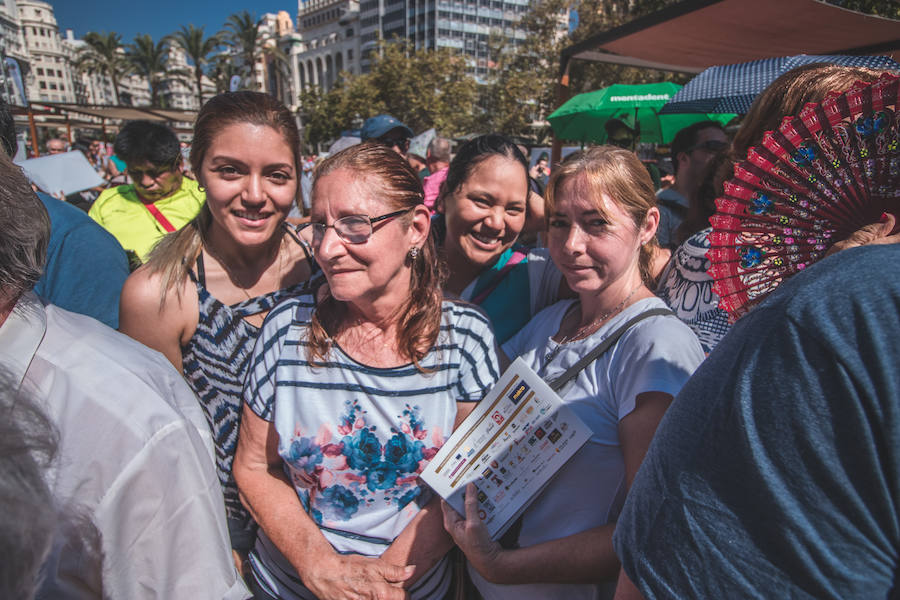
[421,357,591,540]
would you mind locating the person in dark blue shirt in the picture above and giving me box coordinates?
[34,192,129,329]
[613,244,900,599]
[0,100,128,329]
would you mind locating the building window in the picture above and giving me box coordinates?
[39,81,46,89]
[37,67,43,75]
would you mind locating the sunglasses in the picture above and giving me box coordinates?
[127,164,176,181]
[687,140,729,153]
[308,208,412,245]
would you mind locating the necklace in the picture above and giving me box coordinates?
[543,282,644,365]
[203,238,283,301]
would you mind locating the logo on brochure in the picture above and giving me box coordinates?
[548,429,562,443]
[534,427,546,440]
[482,467,493,478]
[492,411,505,425]
[508,382,530,405]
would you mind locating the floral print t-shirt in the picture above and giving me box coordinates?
[244,295,499,600]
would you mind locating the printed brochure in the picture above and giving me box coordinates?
[421,357,591,540]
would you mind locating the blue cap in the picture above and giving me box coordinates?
[360,114,414,141]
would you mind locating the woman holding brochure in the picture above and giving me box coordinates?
[234,142,500,600]
[442,146,704,600]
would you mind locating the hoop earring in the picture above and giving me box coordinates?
[197,184,206,192]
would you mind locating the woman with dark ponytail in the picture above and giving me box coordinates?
[119,91,318,570]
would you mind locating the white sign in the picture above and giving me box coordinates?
[16,151,105,196]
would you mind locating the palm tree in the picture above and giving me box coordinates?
[169,24,220,108]
[210,52,237,94]
[126,34,169,106]
[75,32,129,104]
[222,11,261,88]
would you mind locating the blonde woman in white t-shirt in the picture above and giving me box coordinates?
[442,146,705,600]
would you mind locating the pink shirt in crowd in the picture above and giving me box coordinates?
[423,166,448,211]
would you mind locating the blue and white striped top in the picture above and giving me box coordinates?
[243,296,500,600]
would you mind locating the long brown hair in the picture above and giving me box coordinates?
[545,146,659,286]
[145,92,301,302]
[732,63,887,157]
[307,142,446,371]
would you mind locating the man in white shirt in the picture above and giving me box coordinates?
[0,149,248,599]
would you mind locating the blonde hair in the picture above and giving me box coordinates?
[144,92,300,303]
[307,142,446,371]
[545,146,658,285]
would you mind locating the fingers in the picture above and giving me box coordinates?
[379,563,415,585]
[464,482,480,521]
[441,497,463,533]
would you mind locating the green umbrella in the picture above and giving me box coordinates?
[548,82,735,145]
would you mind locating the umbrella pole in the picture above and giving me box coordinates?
[632,107,639,152]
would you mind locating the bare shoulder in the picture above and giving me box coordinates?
[119,264,199,370]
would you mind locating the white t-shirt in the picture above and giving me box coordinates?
[469,297,704,600]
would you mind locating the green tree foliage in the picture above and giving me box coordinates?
[126,34,169,107]
[169,25,220,108]
[298,40,478,150]
[825,0,899,19]
[74,31,129,104]
[479,0,684,140]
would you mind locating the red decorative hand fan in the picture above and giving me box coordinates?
[707,72,900,320]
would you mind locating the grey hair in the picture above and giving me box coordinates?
[427,136,451,164]
[0,368,58,599]
[0,150,50,296]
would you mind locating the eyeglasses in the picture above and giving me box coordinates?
[687,140,729,154]
[377,135,410,151]
[309,208,412,245]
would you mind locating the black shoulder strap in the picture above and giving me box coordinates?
[194,251,206,286]
[499,306,676,551]
[548,308,675,393]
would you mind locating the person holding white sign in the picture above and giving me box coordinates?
[234,142,500,600]
[442,146,704,600]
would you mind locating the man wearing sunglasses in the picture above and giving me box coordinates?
[89,120,205,266]
[656,121,728,248]
[360,113,414,158]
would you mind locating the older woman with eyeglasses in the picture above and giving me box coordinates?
[234,142,500,600]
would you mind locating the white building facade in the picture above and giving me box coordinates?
[16,0,75,102]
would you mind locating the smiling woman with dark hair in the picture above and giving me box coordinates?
[435,134,566,343]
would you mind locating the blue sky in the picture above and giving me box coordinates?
[50,0,294,43]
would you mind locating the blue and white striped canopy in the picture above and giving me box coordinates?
[659,54,900,115]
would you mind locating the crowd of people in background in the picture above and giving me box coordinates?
[1,59,899,600]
